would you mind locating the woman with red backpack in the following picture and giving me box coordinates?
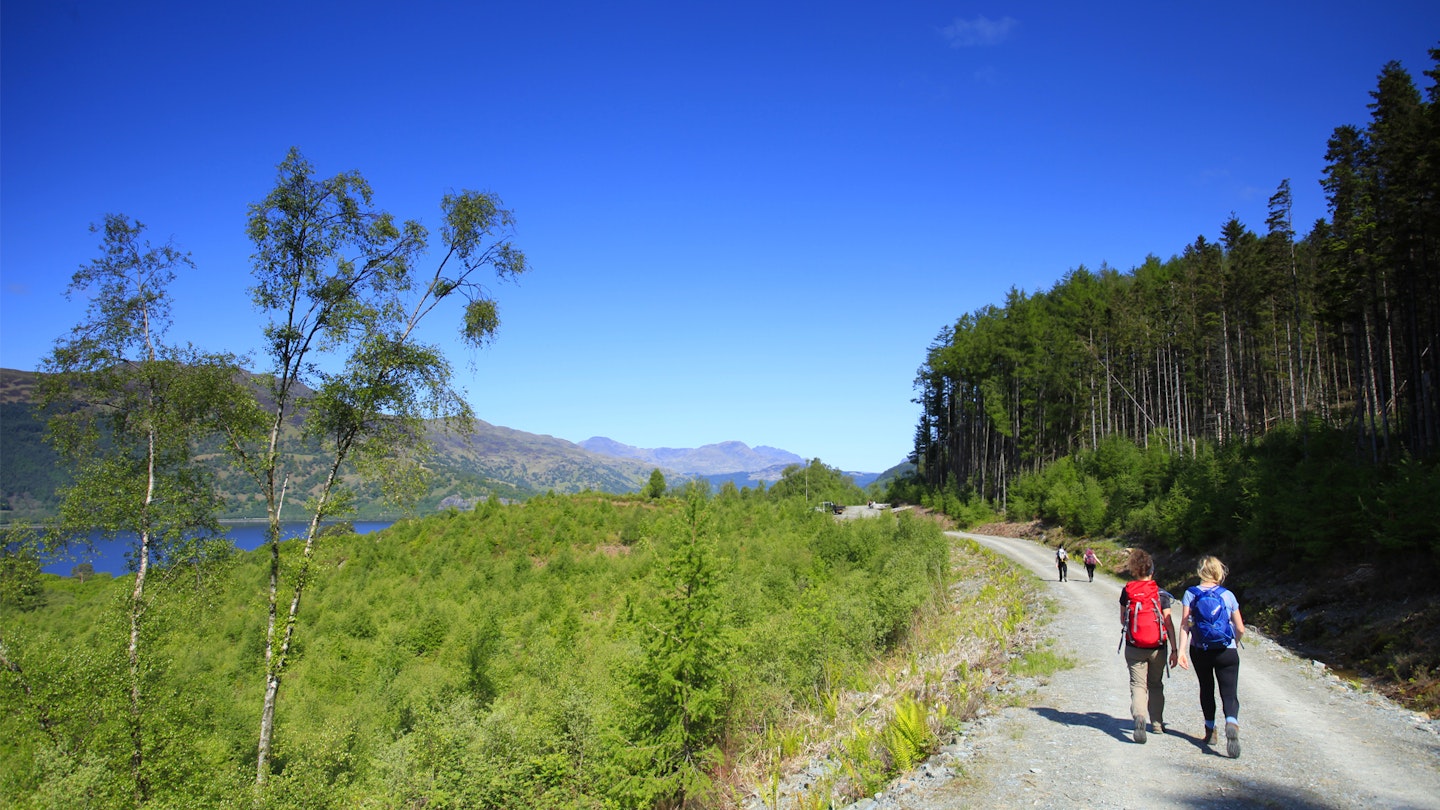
[1118,549,1178,743]
[1177,555,1247,758]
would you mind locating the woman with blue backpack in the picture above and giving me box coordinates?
[1177,555,1248,758]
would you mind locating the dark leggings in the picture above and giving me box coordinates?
[1190,645,1240,723]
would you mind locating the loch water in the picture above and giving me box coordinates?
[38,520,394,577]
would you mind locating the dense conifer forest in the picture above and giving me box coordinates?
[904,51,1440,567]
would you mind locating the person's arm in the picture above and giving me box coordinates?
[1164,608,1179,667]
[1231,606,1246,640]
[1176,604,1192,669]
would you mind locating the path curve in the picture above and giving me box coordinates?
[920,530,1440,810]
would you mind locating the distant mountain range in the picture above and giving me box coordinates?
[0,368,895,522]
[577,437,891,489]
[578,437,803,476]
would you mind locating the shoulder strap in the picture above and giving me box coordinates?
[1193,585,1227,605]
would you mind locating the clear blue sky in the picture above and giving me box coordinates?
[3,2,1436,473]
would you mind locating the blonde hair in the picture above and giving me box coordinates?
[1197,555,1228,584]
[1126,548,1154,579]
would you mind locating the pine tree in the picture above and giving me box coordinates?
[626,490,729,807]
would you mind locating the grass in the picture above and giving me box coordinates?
[728,531,1046,806]
[1008,645,1074,679]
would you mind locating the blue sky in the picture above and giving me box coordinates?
[3,2,1437,473]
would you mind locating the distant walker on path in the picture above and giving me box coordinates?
[1056,546,1069,582]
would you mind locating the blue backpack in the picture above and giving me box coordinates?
[1187,586,1234,651]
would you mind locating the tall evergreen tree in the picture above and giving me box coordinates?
[1368,60,1436,457]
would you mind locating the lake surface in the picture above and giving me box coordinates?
[40,520,394,577]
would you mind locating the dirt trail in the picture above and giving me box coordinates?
[897,530,1440,810]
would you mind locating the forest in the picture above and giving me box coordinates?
[903,51,1440,567]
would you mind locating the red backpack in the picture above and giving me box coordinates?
[1121,579,1167,649]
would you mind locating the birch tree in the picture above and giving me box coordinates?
[38,215,250,803]
[230,148,528,785]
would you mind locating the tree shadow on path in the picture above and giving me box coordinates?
[1028,706,1130,743]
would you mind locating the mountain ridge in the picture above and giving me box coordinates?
[578,436,805,476]
[0,367,662,520]
[0,368,871,520]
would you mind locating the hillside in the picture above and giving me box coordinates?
[3,368,867,521]
[424,420,658,501]
[0,494,1014,808]
[0,368,661,522]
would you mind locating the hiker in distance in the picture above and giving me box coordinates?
[1119,549,1178,743]
[1177,555,1247,758]
[1056,545,1069,582]
[1083,547,1099,582]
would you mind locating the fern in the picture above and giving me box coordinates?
[839,724,888,798]
[882,696,934,773]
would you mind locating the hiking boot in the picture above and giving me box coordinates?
[1133,715,1146,744]
[1225,721,1240,758]
[1151,721,1165,736]
[1203,726,1219,745]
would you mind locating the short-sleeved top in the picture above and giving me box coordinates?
[1182,585,1241,649]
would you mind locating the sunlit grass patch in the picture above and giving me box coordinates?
[1008,645,1074,679]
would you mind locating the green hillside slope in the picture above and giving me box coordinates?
[0,493,1033,808]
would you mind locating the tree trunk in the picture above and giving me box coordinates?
[1363,310,1382,463]
[1221,305,1232,443]
[255,469,287,785]
[126,411,159,804]
[257,452,347,785]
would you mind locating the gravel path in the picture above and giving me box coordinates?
[863,530,1440,810]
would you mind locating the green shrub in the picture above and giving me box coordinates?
[0,493,961,808]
